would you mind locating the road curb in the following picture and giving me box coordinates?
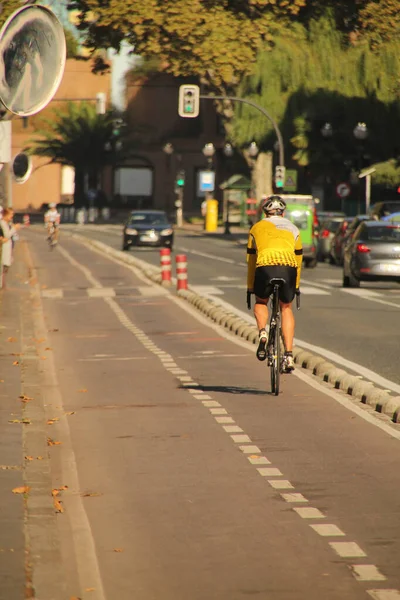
[69,233,400,424]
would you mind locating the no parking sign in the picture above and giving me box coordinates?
[336,182,351,198]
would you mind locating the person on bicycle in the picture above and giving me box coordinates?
[44,203,61,244]
[246,194,303,372]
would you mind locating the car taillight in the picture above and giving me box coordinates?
[321,229,330,238]
[357,243,370,253]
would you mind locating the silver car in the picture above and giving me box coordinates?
[343,221,400,287]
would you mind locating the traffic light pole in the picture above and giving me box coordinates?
[199,95,285,167]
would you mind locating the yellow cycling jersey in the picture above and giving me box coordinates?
[247,216,303,289]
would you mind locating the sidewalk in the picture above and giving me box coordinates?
[0,243,30,599]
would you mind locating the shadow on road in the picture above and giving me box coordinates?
[179,384,268,396]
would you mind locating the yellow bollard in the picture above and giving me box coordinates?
[205,199,218,232]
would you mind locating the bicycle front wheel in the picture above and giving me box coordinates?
[270,322,281,396]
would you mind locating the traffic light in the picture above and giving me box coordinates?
[176,170,185,187]
[275,165,286,189]
[178,85,200,118]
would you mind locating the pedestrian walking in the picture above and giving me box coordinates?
[0,208,21,288]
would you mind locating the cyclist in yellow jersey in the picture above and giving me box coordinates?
[247,195,303,372]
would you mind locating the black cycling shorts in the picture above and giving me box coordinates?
[254,265,297,304]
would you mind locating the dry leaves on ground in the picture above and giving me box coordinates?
[47,418,59,425]
[7,337,17,343]
[113,548,124,553]
[9,418,31,425]
[12,361,19,366]
[52,486,68,513]
[20,394,34,403]
[12,486,30,495]
[47,437,62,446]
[81,492,103,498]
[77,388,88,393]
[65,411,76,416]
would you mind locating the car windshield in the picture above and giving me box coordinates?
[323,219,343,233]
[129,213,168,226]
[363,225,400,242]
[286,209,309,230]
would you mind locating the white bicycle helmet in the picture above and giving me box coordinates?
[261,194,286,215]
[48,202,57,208]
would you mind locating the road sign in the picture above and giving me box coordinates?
[336,182,351,198]
[199,170,215,193]
[284,169,297,192]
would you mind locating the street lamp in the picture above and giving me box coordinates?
[163,142,175,215]
[222,143,235,234]
[321,122,333,138]
[223,142,234,158]
[353,122,368,141]
[248,141,259,159]
[202,142,216,168]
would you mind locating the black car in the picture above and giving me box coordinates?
[343,221,400,287]
[122,210,174,251]
[330,214,371,266]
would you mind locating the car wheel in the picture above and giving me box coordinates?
[305,258,317,268]
[122,241,129,251]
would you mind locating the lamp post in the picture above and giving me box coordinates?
[247,141,259,224]
[222,142,235,234]
[163,142,174,216]
[353,122,369,213]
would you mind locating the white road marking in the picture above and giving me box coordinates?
[209,408,228,415]
[293,507,326,519]
[41,288,63,298]
[310,524,345,537]
[179,247,236,265]
[231,434,251,443]
[79,356,148,362]
[329,542,366,557]
[223,425,243,433]
[281,493,308,503]
[351,565,386,581]
[87,287,116,297]
[299,286,330,295]
[248,456,271,465]
[203,401,220,407]
[367,590,400,599]
[239,445,261,454]
[267,480,294,490]
[215,416,235,423]
[191,285,225,295]
[256,467,282,477]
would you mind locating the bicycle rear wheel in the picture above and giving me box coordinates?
[270,321,280,395]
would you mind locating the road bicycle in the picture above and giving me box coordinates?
[247,280,300,396]
[47,223,58,249]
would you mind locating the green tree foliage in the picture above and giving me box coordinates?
[358,0,400,48]
[67,0,307,93]
[232,15,400,175]
[0,1,22,27]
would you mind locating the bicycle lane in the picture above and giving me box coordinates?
[23,232,400,600]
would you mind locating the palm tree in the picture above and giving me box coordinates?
[26,101,127,206]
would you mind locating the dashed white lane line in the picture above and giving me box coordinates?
[256,467,283,477]
[281,493,308,503]
[223,425,243,433]
[267,479,294,490]
[368,589,400,599]
[293,507,326,519]
[210,408,228,415]
[248,455,270,465]
[215,416,235,424]
[231,434,251,443]
[329,542,366,557]
[310,524,345,537]
[351,565,387,581]
[240,445,261,454]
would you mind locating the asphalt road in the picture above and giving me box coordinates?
[60,224,400,389]
[17,228,400,600]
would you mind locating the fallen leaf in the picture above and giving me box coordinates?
[11,353,22,357]
[7,337,17,343]
[81,492,103,498]
[0,380,4,383]
[9,419,31,425]
[85,589,96,593]
[50,329,59,332]
[46,418,59,425]
[20,395,34,403]
[113,548,124,553]
[77,388,88,393]
[45,347,52,351]
[12,361,19,366]
[40,356,47,360]
[65,411,76,416]
[54,498,64,513]
[47,438,62,446]
[12,486,30,495]
[25,456,34,461]
[36,456,43,460]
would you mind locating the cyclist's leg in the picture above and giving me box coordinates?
[280,303,295,351]
[254,267,273,361]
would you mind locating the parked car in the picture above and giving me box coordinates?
[317,216,345,262]
[369,201,400,220]
[343,221,400,287]
[122,210,174,251]
[330,214,370,265]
